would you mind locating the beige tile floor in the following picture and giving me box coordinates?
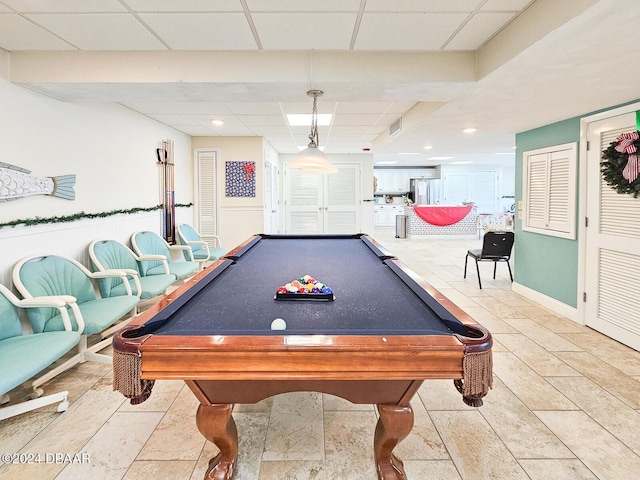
[2,228,640,480]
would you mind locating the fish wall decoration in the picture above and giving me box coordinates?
[0,162,75,201]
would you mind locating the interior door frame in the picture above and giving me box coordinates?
[577,101,640,328]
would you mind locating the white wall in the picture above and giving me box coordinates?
[0,49,8,80]
[0,79,192,286]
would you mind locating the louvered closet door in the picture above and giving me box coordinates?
[324,164,360,233]
[263,155,279,234]
[286,168,323,234]
[285,164,360,234]
[585,113,640,350]
[195,150,218,245]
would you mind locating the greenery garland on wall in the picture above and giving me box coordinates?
[0,203,193,230]
[600,132,640,198]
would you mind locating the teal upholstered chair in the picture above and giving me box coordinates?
[176,224,226,269]
[130,231,198,280]
[89,239,177,304]
[13,254,140,367]
[0,283,80,420]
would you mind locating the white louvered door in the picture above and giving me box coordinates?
[285,164,360,234]
[286,168,323,234]
[194,150,218,245]
[263,151,279,234]
[324,164,360,233]
[585,113,640,350]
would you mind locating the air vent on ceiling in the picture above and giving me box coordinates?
[389,117,402,137]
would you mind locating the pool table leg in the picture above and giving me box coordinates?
[196,403,238,480]
[374,403,414,480]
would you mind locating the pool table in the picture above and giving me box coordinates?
[113,234,492,480]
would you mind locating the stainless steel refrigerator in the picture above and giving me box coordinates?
[409,178,441,205]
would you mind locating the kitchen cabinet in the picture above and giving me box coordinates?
[374,170,391,192]
[374,205,406,226]
[374,206,390,226]
[374,167,441,193]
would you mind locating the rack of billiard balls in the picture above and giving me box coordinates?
[274,275,334,301]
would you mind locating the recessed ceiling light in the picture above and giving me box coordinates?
[211,119,224,126]
[423,145,433,150]
[288,114,332,126]
[463,128,477,133]
[376,161,397,165]
[450,161,473,165]
[428,156,454,160]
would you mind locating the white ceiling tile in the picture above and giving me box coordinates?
[139,13,257,50]
[330,125,377,135]
[364,0,482,13]
[332,113,388,126]
[186,122,256,136]
[247,125,292,134]
[269,144,297,152]
[252,13,356,49]
[1,0,127,13]
[333,102,415,115]
[281,101,337,115]
[288,125,316,136]
[26,14,166,50]
[189,114,248,126]
[175,125,219,136]
[224,102,283,115]
[208,124,256,135]
[482,0,534,11]
[355,13,469,50]
[236,115,287,127]
[245,0,361,12]
[264,135,296,143]
[328,134,378,142]
[0,14,76,50]
[446,12,515,50]
[334,102,395,114]
[147,114,200,126]
[125,0,243,12]
[123,101,231,115]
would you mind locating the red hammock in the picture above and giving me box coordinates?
[413,205,473,226]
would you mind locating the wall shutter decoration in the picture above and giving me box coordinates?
[522,142,577,239]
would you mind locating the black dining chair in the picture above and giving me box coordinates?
[464,231,514,289]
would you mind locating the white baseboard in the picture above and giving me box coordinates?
[512,282,581,324]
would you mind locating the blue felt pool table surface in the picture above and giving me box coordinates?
[140,234,470,337]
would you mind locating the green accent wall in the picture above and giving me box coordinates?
[515,118,581,308]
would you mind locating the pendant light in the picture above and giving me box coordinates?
[289,90,338,174]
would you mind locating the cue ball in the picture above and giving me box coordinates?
[271,318,287,330]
